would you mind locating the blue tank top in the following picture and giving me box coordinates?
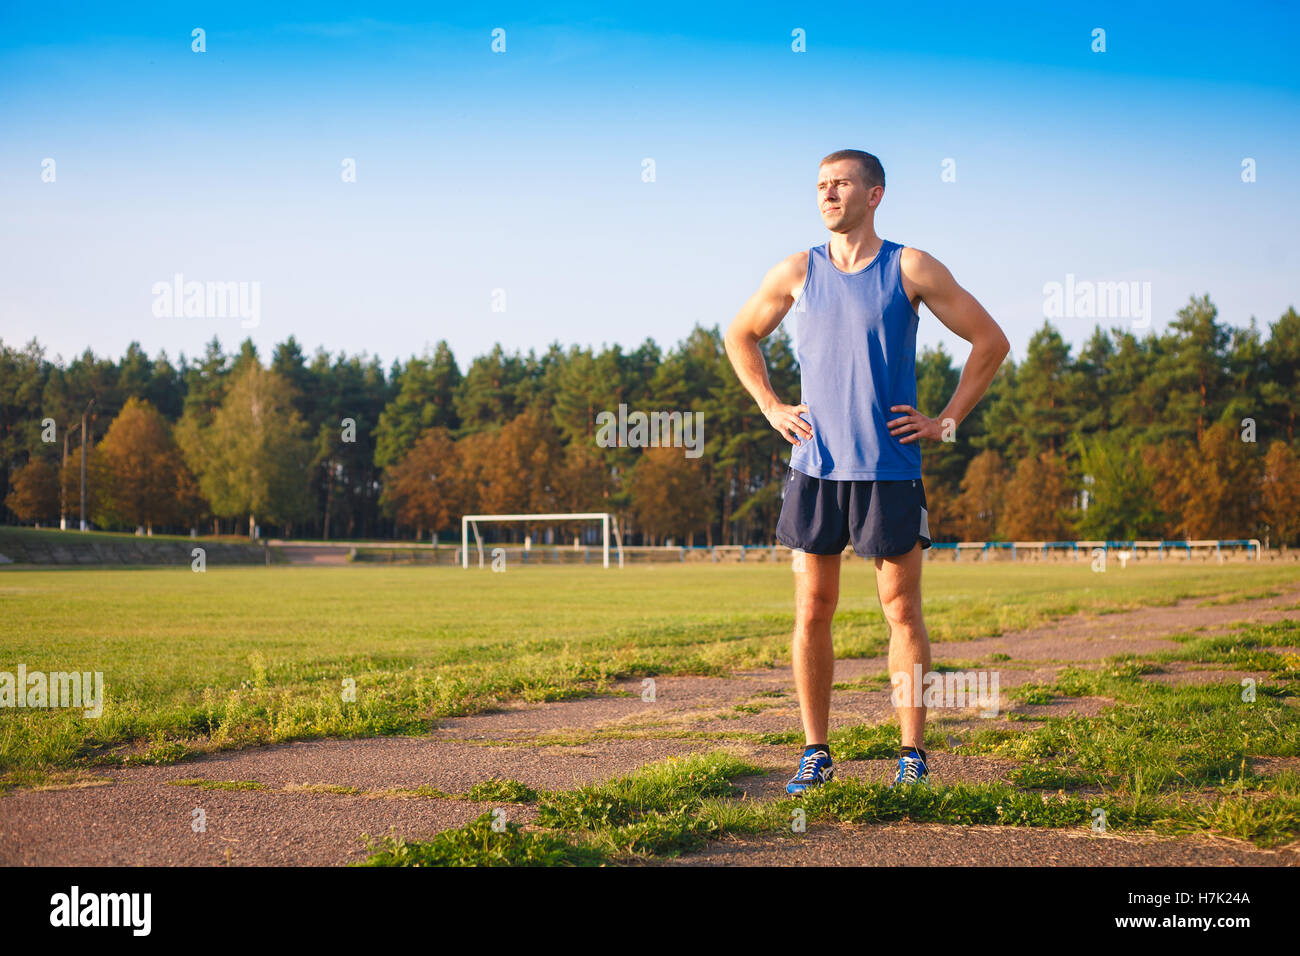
[788,239,922,481]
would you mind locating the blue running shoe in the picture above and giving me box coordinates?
[787,749,834,793]
[893,752,929,787]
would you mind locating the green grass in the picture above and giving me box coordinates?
[362,617,1300,862]
[829,721,945,759]
[359,744,1300,866]
[365,751,767,865]
[1006,684,1058,705]
[1197,588,1282,607]
[2,561,1299,782]
[360,751,765,865]
[465,778,538,803]
[359,813,608,866]
[537,751,755,827]
[958,623,1300,798]
[6,559,1295,861]
[792,778,1300,847]
[0,526,239,547]
[538,751,761,858]
[1156,619,1300,679]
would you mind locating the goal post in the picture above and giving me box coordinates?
[460,512,624,569]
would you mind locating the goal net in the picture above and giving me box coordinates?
[460,512,624,568]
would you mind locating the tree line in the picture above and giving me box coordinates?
[2,293,1298,545]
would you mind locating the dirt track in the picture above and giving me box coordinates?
[3,589,1299,867]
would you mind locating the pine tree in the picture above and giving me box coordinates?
[375,342,463,469]
[1158,295,1230,444]
[1262,307,1300,441]
[454,344,525,436]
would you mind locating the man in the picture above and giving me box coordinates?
[724,149,1009,793]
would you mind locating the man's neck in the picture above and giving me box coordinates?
[827,226,883,272]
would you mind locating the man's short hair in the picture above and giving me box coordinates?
[820,149,885,190]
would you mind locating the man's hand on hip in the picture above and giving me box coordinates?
[765,402,814,446]
[887,404,946,444]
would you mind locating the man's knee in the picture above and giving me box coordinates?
[880,592,923,633]
[795,588,838,628]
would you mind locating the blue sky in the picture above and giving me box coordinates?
[2,1,1297,373]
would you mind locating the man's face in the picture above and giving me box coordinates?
[818,159,880,233]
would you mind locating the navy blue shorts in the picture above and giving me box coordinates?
[775,468,932,558]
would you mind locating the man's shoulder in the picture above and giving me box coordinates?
[897,244,927,269]
[769,249,811,294]
[781,249,812,273]
[898,245,943,282]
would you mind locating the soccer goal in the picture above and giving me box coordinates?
[460,512,624,569]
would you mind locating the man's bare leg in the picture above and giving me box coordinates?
[793,552,841,745]
[875,541,929,749]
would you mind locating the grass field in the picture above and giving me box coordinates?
[3,560,1298,780]
[4,560,1300,863]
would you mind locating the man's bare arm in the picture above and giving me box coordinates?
[888,248,1011,444]
[724,252,813,446]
